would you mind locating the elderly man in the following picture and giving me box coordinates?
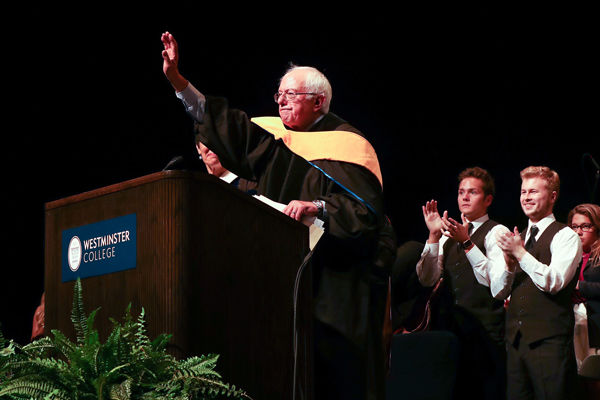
[497,166,582,400]
[161,32,389,400]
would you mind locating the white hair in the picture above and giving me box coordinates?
[281,65,332,113]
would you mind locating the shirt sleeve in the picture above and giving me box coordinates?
[519,227,583,294]
[416,240,443,287]
[175,83,206,122]
[468,224,514,299]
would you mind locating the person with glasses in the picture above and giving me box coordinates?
[161,32,390,400]
[497,166,582,400]
[570,204,600,357]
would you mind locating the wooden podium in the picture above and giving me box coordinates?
[44,171,313,399]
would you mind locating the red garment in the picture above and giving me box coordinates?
[30,293,45,341]
[572,252,591,304]
[580,252,591,281]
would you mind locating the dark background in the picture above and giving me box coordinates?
[2,5,597,345]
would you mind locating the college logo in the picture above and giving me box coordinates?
[67,236,82,272]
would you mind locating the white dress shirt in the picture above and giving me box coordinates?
[416,214,512,299]
[175,83,206,122]
[517,214,582,294]
[219,170,238,184]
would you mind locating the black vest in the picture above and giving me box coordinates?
[434,219,505,341]
[505,221,577,344]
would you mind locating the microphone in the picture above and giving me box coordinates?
[582,153,600,203]
[162,155,187,171]
[585,153,600,175]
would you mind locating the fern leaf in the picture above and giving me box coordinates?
[71,278,89,345]
[135,308,151,350]
[180,354,219,369]
[173,366,221,380]
[119,303,134,328]
[88,340,101,377]
[182,375,252,399]
[0,339,15,358]
[21,336,55,358]
[50,329,77,359]
[0,377,70,400]
[85,307,101,345]
[174,354,221,379]
[6,357,70,386]
[8,356,65,372]
[96,326,124,377]
[150,333,172,352]
[0,324,6,348]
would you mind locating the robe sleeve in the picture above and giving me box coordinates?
[193,96,277,182]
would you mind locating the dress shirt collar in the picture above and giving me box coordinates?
[526,213,555,240]
[467,214,490,234]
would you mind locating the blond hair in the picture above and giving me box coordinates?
[520,166,560,198]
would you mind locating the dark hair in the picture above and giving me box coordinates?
[458,167,495,197]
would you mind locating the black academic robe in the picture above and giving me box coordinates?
[193,96,388,400]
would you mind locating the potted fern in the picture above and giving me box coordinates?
[0,279,251,400]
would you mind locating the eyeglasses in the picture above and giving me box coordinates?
[274,90,319,103]
[570,223,595,232]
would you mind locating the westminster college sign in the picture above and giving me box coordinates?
[61,214,137,282]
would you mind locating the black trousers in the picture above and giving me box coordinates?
[313,319,366,400]
[433,308,506,400]
[453,328,506,400]
[506,333,579,400]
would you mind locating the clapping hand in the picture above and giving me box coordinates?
[496,227,525,267]
[441,213,471,243]
[422,200,446,243]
